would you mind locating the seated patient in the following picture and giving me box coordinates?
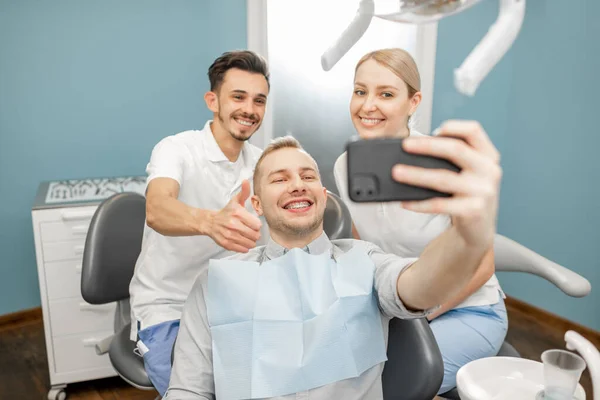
[165,126,502,399]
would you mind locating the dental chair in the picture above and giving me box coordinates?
[83,191,590,400]
[439,235,592,399]
[80,192,156,394]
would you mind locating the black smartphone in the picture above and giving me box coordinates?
[346,136,461,202]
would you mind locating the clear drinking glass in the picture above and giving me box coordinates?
[541,349,586,400]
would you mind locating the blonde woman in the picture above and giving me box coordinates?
[333,48,508,395]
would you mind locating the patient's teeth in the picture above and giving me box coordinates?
[285,201,310,209]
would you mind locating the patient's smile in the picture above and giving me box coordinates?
[283,199,313,213]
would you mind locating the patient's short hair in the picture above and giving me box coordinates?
[253,136,319,195]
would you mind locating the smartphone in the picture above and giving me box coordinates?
[346,136,461,202]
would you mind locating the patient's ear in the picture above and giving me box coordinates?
[251,195,263,216]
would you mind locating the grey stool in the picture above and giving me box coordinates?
[80,192,155,392]
[439,234,591,399]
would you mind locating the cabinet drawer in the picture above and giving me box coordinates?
[41,220,91,243]
[52,331,114,374]
[45,260,82,300]
[43,239,86,263]
[49,298,115,337]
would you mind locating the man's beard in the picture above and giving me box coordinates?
[218,109,260,142]
[265,212,324,238]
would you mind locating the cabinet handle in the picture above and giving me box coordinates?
[83,335,113,355]
[79,302,113,312]
[71,225,88,235]
[60,209,96,221]
[82,337,101,347]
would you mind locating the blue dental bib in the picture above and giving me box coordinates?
[206,243,387,399]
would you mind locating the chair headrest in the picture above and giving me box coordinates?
[324,191,353,240]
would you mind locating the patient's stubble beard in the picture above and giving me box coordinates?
[265,212,324,239]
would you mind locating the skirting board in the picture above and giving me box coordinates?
[0,307,42,330]
[505,296,600,348]
[1,300,598,346]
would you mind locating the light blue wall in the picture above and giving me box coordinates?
[433,0,600,330]
[0,0,248,316]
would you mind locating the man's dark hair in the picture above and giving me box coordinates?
[208,50,270,93]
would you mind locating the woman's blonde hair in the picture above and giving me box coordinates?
[355,48,421,97]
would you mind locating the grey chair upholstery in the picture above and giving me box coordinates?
[439,233,591,399]
[382,318,444,400]
[497,341,520,358]
[80,192,154,391]
[324,191,353,239]
[493,234,591,297]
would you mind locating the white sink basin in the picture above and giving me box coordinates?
[456,356,586,400]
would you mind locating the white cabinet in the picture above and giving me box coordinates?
[31,177,146,400]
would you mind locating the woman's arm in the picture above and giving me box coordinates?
[352,210,493,315]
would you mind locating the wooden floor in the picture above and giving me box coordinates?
[0,301,596,399]
[0,315,158,400]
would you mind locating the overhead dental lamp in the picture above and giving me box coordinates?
[321,0,526,96]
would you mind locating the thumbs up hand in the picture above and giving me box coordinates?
[207,180,262,253]
[233,179,252,208]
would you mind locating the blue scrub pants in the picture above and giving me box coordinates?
[136,319,180,396]
[430,298,508,394]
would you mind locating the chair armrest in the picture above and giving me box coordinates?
[382,318,443,399]
[494,234,591,297]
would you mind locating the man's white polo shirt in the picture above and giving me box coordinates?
[129,120,264,340]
